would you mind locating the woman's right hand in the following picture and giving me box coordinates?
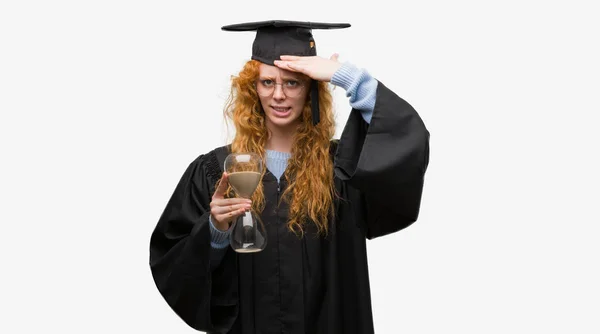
[210,172,252,231]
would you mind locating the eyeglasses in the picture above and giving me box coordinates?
[254,79,306,98]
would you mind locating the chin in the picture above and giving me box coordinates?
[267,116,300,128]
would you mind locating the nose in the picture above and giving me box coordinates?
[272,84,286,100]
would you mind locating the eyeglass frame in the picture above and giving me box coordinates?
[253,78,307,98]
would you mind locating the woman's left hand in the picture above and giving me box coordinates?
[274,54,342,82]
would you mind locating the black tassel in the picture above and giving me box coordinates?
[310,79,320,126]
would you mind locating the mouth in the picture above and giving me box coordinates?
[270,106,292,117]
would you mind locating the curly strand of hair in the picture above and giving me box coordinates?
[282,81,336,237]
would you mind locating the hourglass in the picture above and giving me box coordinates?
[224,152,267,253]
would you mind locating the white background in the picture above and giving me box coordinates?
[1,0,599,333]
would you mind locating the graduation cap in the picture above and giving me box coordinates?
[222,20,351,125]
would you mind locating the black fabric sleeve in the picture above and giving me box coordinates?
[334,81,430,239]
[149,155,238,333]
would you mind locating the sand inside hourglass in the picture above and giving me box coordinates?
[235,248,262,253]
[228,171,261,198]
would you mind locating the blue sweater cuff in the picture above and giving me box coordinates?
[331,62,377,123]
[209,215,231,249]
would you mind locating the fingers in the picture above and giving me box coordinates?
[274,60,302,73]
[274,55,340,82]
[211,208,247,230]
[279,55,302,61]
[213,172,229,199]
[214,208,247,223]
[280,54,339,62]
[210,197,252,227]
[284,61,302,71]
[275,55,311,71]
[210,172,254,228]
[211,197,252,207]
[211,202,251,215]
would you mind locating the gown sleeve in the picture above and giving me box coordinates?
[149,154,238,333]
[334,80,430,239]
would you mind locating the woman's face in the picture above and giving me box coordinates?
[257,63,309,131]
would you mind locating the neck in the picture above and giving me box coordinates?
[265,120,298,153]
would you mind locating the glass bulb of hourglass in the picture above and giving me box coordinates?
[224,153,267,253]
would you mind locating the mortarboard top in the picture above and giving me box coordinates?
[222,20,351,125]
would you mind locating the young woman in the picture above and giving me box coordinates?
[149,20,430,334]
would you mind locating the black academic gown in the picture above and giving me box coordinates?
[149,81,430,334]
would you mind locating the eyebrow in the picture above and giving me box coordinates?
[258,75,303,81]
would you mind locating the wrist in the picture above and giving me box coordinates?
[215,223,230,232]
[331,62,360,90]
[210,214,230,232]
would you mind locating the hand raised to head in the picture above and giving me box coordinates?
[274,53,342,82]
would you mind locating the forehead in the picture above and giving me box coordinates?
[259,63,301,78]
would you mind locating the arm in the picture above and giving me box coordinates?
[209,216,231,270]
[149,155,238,332]
[274,55,430,238]
[334,81,430,239]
